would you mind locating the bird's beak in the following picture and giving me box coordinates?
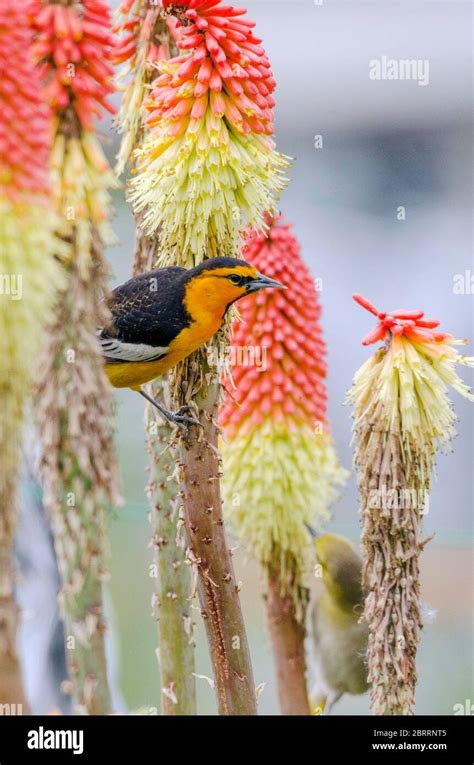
[246,272,286,294]
[304,522,320,539]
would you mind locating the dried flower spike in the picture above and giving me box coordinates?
[348,294,473,715]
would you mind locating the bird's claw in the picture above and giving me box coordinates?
[172,406,201,430]
[137,390,201,430]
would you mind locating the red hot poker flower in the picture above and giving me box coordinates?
[352,294,452,346]
[0,0,52,202]
[29,0,116,129]
[220,216,347,602]
[159,0,276,137]
[221,217,328,434]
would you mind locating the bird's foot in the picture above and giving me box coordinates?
[169,406,201,430]
[138,389,201,430]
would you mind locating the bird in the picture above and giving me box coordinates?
[99,256,285,427]
[306,528,369,715]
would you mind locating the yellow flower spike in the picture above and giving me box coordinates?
[128,1,291,265]
[220,218,347,613]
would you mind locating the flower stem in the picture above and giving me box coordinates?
[0,475,29,711]
[38,251,119,715]
[177,365,257,715]
[145,382,196,715]
[132,204,197,714]
[59,549,111,716]
[266,565,310,715]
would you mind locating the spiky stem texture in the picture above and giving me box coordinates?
[174,357,257,715]
[115,1,196,714]
[146,382,196,715]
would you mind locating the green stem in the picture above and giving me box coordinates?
[58,523,111,715]
[146,381,196,715]
[52,405,112,716]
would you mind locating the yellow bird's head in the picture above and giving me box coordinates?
[307,529,364,612]
[184,256,285,320]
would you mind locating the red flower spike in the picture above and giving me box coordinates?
[220,217,329,435]
[154,0,277,136]
[0,0,52,202]
[353,294,449,346]
[29,0,116,129]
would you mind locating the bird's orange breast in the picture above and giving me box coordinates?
[105,317,222,389]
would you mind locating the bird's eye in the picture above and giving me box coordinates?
[228,274,243,286]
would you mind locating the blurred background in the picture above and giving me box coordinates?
[20,0,473,714]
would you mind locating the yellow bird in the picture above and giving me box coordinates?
[99,256,284,426]
[307,529,369,715]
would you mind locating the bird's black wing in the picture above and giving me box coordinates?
[99,267,191,363]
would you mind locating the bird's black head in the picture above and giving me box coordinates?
[188,257,285,307]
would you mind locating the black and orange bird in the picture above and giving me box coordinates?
[99,256,285,427]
